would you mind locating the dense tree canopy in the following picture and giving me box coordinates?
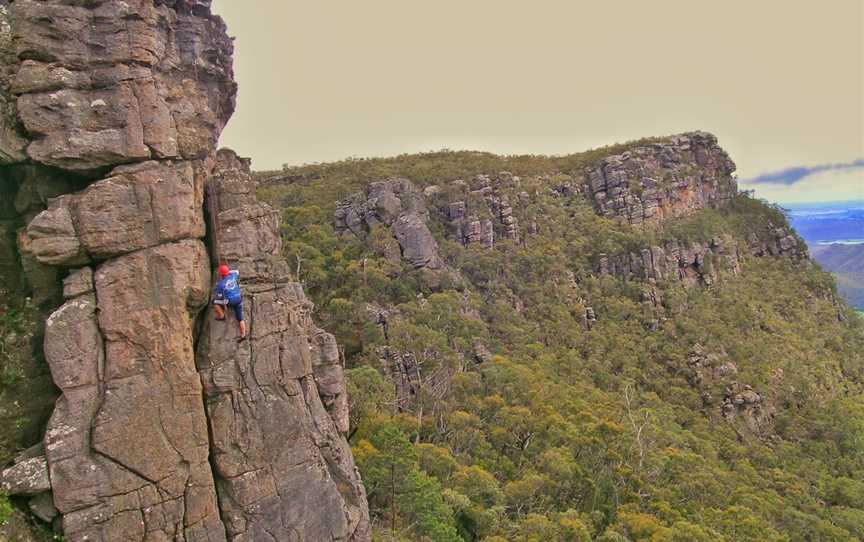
[258,148,864,541]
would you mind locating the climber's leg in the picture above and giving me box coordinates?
[213,302,226,321]
[233,300,246,341]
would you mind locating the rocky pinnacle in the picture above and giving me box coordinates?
[0,1,370,540]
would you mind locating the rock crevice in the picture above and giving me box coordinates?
[0,2,370,540]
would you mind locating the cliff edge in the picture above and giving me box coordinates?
[0,1,370,540]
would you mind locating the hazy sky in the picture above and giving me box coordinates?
[211,1,862,204]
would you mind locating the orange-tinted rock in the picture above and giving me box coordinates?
[584,132,737,225]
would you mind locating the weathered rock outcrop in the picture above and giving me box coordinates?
[1,2,370,540]
[583,132,737,225]
[596,227,806,287]
[598,236,743,287]
[685,345,774,435]
[196,151,368,541]
[7,0,236,171]
[332,172,523,267]
[24,160,206,265]
[0,1,27,164]
[444,172,521,247]
[335,178,444,270]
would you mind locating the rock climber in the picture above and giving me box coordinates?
[212,264,247,342]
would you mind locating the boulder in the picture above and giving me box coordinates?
[61,267,92,299]
[0,455,50,496]
[393,213,443,269]
[25,196,88,266]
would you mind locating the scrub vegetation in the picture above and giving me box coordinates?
[258,145,864,541]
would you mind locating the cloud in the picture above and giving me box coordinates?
[743,159,864,186]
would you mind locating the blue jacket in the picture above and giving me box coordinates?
[214,270,242,304]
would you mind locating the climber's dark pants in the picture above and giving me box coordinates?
[214,299,244,321]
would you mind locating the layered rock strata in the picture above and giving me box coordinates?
[335,177,444,270]
[1,1,370,540]
[597,227,806,287]
[583,132,738,225]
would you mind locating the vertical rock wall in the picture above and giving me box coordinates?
[583,132,738,225]
[596,228,807,287]
[1,1,370,541]
[197,151,368,541]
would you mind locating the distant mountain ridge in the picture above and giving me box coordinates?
[783,201,864,310]
[810,243,864,309]
[786,200,864,244]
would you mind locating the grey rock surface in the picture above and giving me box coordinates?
[335,178,443,270]
[0,455,50,496]
[1,2,371,541]
[583,132,737,225]
[197,151,370,541]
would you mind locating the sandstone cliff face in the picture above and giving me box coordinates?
[0,2,370,540]
[583,132,737,225]
[196,151,368,542]
[443,172,521,248]
[335,178,444,270]
[596,227,807,287]
[8,0,236,171]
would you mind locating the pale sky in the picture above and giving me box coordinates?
[211,1,863,204]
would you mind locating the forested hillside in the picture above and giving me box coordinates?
[257,133,864,542]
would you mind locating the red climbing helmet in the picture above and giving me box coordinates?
[218,264,230,277]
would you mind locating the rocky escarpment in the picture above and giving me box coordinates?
[583,132,737,225]
[597,227,807,287]
[335,178,444,270]
[442,172,522,247]
[334,173,524,269]
[0,1,370,541]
